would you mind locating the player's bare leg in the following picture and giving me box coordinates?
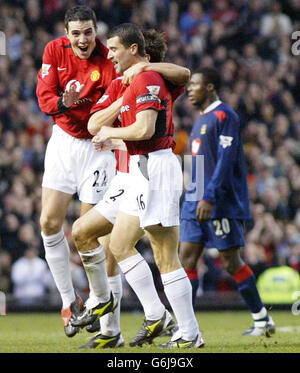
[72,207,113,253]
[145,224,202,347]
[40,188,73,236]
[145,225,181,273]
[179,242,203,272]
[109,212,144,261]
[219,247,275,336]
[40,187,82,337]
[102,235,119,276]
[179,242,204,307]
[109,212,176,346]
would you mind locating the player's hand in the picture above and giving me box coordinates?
[196,200,213,222]
[92,126,112,151]
[92,137,103,151]
[62,84,84,107]
[92,140,113,152]
[92,133,104,151]
[122,62,149,85]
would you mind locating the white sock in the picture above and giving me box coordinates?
[252,307,267,321]
[161,268,199,341]
[100,274,123,336]
[79,246,110,309]
[118,253,165,320]
[42,229,75,309]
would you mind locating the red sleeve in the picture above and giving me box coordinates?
[133,72,165,114]
[36,41,62,115]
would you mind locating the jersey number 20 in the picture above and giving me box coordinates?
[212,219,230,236]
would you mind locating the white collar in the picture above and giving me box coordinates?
[202,99,222,114]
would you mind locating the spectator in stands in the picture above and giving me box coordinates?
[11,247,51,305]
[260,1,293,37]
[179,1,212,42]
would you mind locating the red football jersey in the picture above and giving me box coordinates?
[36,36,116,139]
[90,76,130,173]
[121,71,182,155]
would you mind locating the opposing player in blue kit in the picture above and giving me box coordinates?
[179,67,276,336]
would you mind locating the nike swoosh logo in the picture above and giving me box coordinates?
[146,319,161,336]
[57,67,67,71]
[178,341,193,348]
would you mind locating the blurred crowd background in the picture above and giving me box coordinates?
[0,0,300,308]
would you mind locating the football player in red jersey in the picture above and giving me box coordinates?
[91,23,204,349]
[36,6,118,338]
[36,7,193,341]
[71,29,189,349]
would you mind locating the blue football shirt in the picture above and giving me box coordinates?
[181,100,251,220]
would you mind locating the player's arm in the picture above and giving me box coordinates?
[92,109,157,146]
[122,61,190,87]
[36,41,83,115]
[88,96,123,135]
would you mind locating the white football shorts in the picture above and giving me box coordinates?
[120,148,183,228]
[42,125,116,204]
[93,171,138,224]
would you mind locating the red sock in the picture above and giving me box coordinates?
[185,269,198,280]
[233,264,253,283]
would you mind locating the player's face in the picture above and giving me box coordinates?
[66,20,97,59]
[187,73,208,108]
[107,36,136,74]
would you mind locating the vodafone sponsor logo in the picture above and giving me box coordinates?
[65,79,81,92]
[120,105,130,114]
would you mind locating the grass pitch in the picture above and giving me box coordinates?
[0,311,299,353]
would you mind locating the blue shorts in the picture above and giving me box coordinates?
[180,218,246,251]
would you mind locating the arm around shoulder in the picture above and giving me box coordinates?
[144,63,191,86]
[88,96,123,135]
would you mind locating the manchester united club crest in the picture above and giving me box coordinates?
[90,70,100,81]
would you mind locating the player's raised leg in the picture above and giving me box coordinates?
[84,244,122,335]
[40,187,83,337]
[76,236,125,350]
[99,237,123,340]
[71,208,117,326]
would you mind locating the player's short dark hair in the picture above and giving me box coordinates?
[64,6,97,31]
[108,23,146,57]
[143,29,167,63]
[195,67,222,92]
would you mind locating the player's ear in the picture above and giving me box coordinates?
[207,83,214,92]
[130,43,139,56]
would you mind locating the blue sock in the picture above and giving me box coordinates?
[233,264,264,314]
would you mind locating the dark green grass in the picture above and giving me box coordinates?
[0,311,299,353]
